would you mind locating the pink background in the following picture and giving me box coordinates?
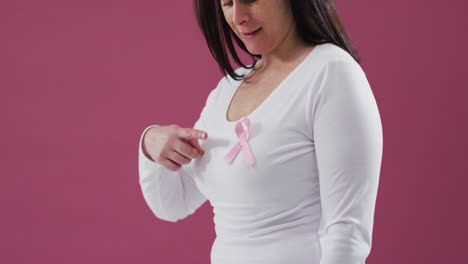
[1,0,467,263]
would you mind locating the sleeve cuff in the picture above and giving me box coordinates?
[138,124,165,170]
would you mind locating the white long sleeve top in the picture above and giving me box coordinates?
[138,43,383,264]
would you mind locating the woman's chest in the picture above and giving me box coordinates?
[226,71,290,123]
[188,100,319,206]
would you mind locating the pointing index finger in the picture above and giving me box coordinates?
[179,128,208,140]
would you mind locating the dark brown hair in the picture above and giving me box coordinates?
[194,0,360,80]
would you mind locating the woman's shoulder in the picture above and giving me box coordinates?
[315,43,357,64]
[203,67,247,107]
[313,43,366,79]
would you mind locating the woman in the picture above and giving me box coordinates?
[138,0,383,263]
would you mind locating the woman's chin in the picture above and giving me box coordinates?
[244,45,264,56]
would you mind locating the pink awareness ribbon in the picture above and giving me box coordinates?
[224,116,256,168]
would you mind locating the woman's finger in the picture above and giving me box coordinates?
[167,149,191,165]
[158,158,181,171]
[173,140,200,160]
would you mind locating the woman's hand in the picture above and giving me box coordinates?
[142,124,208,171]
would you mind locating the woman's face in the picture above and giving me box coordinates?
[220,0,296,56]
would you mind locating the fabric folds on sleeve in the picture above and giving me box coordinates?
[312,59,383,264]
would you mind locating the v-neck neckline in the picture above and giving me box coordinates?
[223,44,322,124]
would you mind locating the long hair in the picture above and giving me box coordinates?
[193,0,360,81]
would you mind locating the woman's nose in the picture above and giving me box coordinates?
[232,3,250,26]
